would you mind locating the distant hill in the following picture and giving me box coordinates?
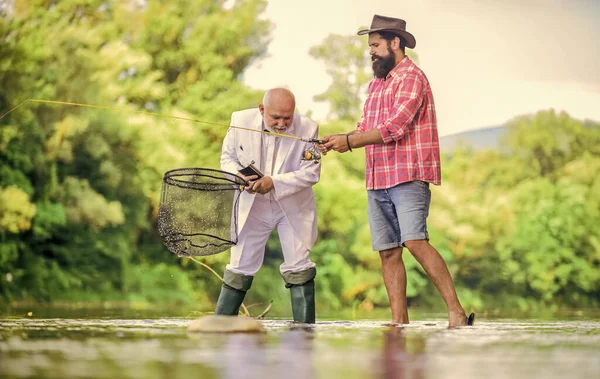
[439,125,506,152]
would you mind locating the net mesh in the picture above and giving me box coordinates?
[158,168,245,257]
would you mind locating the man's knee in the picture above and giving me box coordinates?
[404,239,429,255]
[223,269,254,292]
[404,240,435,262]
[379,247,403,262]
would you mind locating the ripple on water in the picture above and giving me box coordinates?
[0,318,599,379]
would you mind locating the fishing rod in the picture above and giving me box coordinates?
[0,99,325,144]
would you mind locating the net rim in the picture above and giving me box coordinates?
[159,166,242,257]
[163,167,246,188]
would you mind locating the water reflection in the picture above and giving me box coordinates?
[380,327,426,379]
[208,326,315,379]
[275,328,315,379]
[1,318,600,379]
[219,333,267,379]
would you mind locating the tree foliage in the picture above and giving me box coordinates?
[309,33,419,121]
[1,11,598,314]
[0,0,270,304]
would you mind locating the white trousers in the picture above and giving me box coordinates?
[226,196,315,276]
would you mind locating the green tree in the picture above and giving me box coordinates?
[309,34,371,121]
[310,33,420,121]
[430,111,600,309]
[0,0,272,304]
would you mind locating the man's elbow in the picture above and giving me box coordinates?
[310,171,321,186]
[384,122,411,142]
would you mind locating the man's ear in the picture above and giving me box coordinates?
[391,36,401,51]
[259,104,265,116]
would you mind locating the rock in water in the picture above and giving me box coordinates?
[187,315,266,333]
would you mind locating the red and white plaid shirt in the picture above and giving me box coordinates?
[357,56,441,189]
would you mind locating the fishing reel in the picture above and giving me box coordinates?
[301,144,322,163]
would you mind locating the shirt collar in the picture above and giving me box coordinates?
[385,56,411,80]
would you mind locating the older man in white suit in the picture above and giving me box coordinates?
[215,88,321,323]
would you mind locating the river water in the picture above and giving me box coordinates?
[1,309,599,378]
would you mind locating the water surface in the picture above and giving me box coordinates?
[1,311,599,378]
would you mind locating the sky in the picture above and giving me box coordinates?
[242,0,600,136]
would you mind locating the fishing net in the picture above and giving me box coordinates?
[158,168,245,257]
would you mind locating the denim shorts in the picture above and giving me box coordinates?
[367,181,431,251]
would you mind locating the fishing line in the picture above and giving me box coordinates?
[0,99,324,144]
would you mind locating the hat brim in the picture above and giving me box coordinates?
[357,28,416,49]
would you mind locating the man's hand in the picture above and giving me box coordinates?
[245,176,274,195]
[322,134,352,153]
[316,142,329,155]
[239,174,259,186]
[240,174,258,182]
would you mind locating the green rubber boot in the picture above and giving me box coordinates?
[214,284,246,316]
[214,270,254,316]
[289,279,316,324]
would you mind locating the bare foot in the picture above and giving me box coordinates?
[384,321,408,327]
[448,311,467,328]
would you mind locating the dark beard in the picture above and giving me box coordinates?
[372,47,396,78]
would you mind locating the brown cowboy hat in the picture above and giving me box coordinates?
[357,14,416,49]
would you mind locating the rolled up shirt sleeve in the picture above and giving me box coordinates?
[377,73,424,143]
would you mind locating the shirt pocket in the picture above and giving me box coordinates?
[237,144,255,167]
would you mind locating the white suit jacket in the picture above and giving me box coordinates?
[220,108,321,250]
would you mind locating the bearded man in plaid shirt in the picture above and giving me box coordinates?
[321,14,474,327]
